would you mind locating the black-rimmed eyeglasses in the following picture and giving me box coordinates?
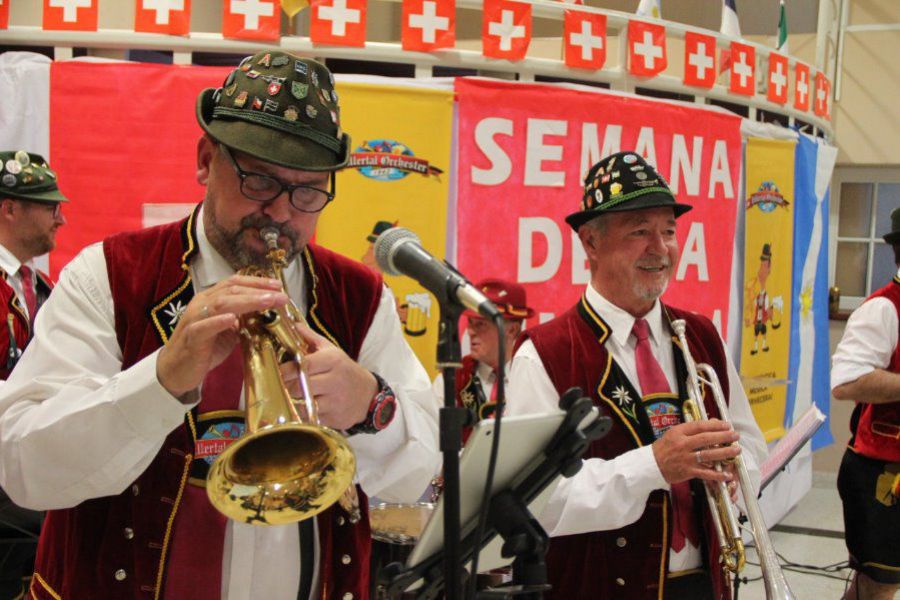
[219,144,336,214]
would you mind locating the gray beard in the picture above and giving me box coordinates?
[206,210,300,270]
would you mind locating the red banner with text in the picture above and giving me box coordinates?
[455,77,742,338]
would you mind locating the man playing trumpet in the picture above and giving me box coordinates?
[507,152,767,599]
[0,51,440,600]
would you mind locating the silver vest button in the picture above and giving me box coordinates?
[115,569,127,581]
[616,577,625,586]
[342,554,352,565]
[616,536,627,547]
[123,527,134,540]
[337,516,345,526]
[131,484,140,496]
[342,593,354,600]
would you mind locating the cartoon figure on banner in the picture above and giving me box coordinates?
[361,219,431,336]
[744,243,783,354]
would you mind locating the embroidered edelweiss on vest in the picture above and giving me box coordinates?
[149,206,200,344]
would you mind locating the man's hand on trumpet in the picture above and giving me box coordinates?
[157,274,288,400]
[652,419,741,485]
[279,321,378,431]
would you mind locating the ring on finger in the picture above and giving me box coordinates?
[695,450,704,464]
[201,305,210,319]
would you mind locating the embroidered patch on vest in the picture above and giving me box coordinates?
[645,398,682,439]
[149,208,200,344]
[189,410,245,487]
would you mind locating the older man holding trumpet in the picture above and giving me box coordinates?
[507,152,768,599]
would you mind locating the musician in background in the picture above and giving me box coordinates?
[432,278,534,440]
[831,206,900,600]
[507,152,766,599]
[0,151,67,600]
[0,51,439,600]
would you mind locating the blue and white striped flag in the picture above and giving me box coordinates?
[787,134,837,450]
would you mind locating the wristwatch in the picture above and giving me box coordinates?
[347,372,397,435]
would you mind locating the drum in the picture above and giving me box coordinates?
[369,502,434,599]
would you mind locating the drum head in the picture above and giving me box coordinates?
[369,502,434,545]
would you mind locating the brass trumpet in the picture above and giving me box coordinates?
[671,319,795,599]
[206,228,357,526]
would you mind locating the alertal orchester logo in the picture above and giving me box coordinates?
[349,138,443,182]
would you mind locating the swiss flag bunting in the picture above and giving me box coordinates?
[402,0,455,52]
[794,62,810,111]
[310,0,367,47]
[728,41,755,96]
[135,0,192,36]
[222,0,281,41]
[43,0,98,31]
[813,71,830,118]
[0,0,9,30]
[482,0,532,61]
[563,10,606,70]
[766,52,789,104]
[628,20,666,76]
[683,31,716,89]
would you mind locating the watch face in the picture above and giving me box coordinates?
[374,393,397,430]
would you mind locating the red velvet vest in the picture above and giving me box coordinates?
[519,296,731,600]
[454,355,490,442]
[849,276,900,462]
[0,267,52,380]
[30,207,383,600]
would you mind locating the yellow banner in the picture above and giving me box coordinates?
[741,138,796,442]
[317,83,453,376]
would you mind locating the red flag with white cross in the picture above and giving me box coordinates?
[482,0,531,61]
[135,0,192,36]
[728,41,755,96]
[794,62,810,111]
[627,20,666,76]
[813,71,830,118]
[402,0,455,52]
[310,0,367,47]
[0,0,9,30]
[222,0,281,41]
[43,0,98,31]
[683,31,716,88]
[563,10,606,70]
[766,52,789,104]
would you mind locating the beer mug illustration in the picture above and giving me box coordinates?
[403,292,432,337]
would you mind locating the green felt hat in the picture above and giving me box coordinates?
[565,151,691,231]
[197,51,350,171]
[0,151,68,203]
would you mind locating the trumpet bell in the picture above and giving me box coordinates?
[207,423,356,526]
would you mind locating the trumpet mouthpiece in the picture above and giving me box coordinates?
[260,227,280,249]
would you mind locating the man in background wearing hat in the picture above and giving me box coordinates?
[433,278,534,441]
[507,151,766,599]
[0,150,66,600]
[0,52,439,600]
[831,206,900,600]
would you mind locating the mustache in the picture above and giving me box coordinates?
[636,258,671,269]
[239,214,299,247]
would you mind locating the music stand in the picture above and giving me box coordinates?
[759,404,826,492]
[381,389,610,599]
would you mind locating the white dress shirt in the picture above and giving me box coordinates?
[0,243,37,321]
[507,284,767,573]
[0,210,441,599]
[831,268,900,389]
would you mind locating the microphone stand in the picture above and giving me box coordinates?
[437,299,469,599]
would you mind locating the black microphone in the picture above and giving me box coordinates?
[374,227,501,319]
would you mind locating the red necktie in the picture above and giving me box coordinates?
[632,318,700,553]
[18,266,37,324]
